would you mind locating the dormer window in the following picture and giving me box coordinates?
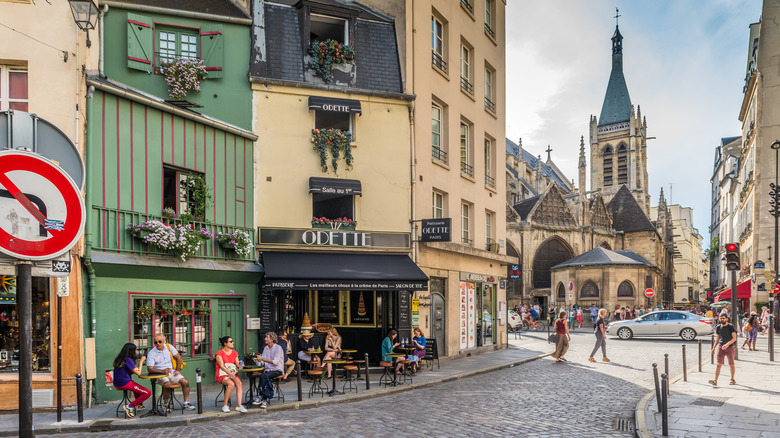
[310,15,348,44]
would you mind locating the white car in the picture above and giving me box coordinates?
[507,310,522,329]
[606,310,715,341]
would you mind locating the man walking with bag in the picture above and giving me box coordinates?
[709,312,737,386]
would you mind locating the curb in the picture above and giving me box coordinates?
[15,350,551,436]
[633,365,703,438]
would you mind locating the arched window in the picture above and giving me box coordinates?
[602,146,613,186]
[618,281,634,297]
[557,282,565,300]
[617,144,628,184]
[580,281,599,298]
[532,239,574,289]
[599,241,612,250]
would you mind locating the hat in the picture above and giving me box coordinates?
[300,328,313,336]
[751,311,757,315]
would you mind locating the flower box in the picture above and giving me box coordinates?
[312,223,355,231]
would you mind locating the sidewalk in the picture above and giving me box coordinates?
[0,336,549,435]
[637,335,780,437]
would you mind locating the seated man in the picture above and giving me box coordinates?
[253,332,284,408]
[146,334,196,410]
[276,331,296,380]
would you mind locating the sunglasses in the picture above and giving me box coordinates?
[155,340,164,345]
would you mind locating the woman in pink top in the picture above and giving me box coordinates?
[215,336,247,413]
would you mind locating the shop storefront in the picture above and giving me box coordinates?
[459,272,497,349]
[258,228,428,364]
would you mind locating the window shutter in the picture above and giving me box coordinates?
[200,25,224,79]
[127,13,153,73]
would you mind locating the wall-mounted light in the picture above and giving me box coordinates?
[68,0,99,48]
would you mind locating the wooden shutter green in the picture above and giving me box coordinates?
[200,25,224,79]
[127,13,153,73]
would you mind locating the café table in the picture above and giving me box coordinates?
[138,374,167,417]
[385,353,406,387]
[322,359,346,395]
[239,366,264,407]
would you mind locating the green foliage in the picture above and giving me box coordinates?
[755,301,771,313]
[310,39,355,83]
[181,175,212,219]
[312,128,353,173]
[708,236,719,259]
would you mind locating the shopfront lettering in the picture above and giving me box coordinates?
[320,186,354,195]
[420,218,452,242]
[321,104,350,112]
[301,230,372,247]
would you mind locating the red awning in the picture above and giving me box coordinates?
[717,280,752,300]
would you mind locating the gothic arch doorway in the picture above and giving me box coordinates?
[532,238,574,289]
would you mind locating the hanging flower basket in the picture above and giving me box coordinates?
[310,39,355,83]
[312,128,353,173]
[215,230,254,258]
[125,220,211,261]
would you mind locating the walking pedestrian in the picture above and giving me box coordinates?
[588,308,610,363]
[576,306,583,328]
[709,312,737,386]
[568,306,575,328]
[552,311,571,363]
[741,312,758,351]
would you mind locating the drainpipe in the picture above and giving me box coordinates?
[84,85,97,338]
[99,4,109,78]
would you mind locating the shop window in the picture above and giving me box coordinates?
[163,167,208,219]
[0,276,49,373]
[580,281,599,299]
[126,13,223,78]
[617,281,634,297]
[0,65,28,112]
[313,192,354,221]
[131,297,211,358]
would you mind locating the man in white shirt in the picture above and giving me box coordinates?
[253,332,284,408]
[146,334,195,410]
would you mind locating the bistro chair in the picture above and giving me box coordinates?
[342,365,358,394]
[115,390,131,418]
[378,361,394,387]
[307,369,327,398]
[273,374,285,403]
[159,383,185,415]
[214,385,233,408]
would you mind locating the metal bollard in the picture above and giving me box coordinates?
[76,373,84,423]
[661,373,669,436]
[664,353,669,395]
[296,360,303,402]
[682,345,687,382]
[711,334,715,364]
[770,315,775,362]
[365,353,371,390]
[698,340,702,372]
[652,363,661,412]
[196,368,203,414]
[547,322,551,343]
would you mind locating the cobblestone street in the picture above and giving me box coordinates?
[61,330,702,437]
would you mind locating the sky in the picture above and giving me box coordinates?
[505,0,762,241]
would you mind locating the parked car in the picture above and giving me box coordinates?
[507,310,522,329]
[606,310,715,340]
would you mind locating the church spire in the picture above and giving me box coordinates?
[578,136,587,196]
[598,12,632,127]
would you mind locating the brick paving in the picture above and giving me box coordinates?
[53,329,702,437]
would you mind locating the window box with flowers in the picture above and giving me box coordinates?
[310,39,355,84]
[125,220,212,261]
[159,57,208,100]
[312,128,353,173]
[311,217,357,230]
[215,230,255,258]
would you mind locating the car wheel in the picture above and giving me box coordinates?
[617,327,633,340]
[680,328,696,341]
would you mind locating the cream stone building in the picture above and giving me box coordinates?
[650,204,704,304]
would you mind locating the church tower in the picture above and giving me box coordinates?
[589,17,651,214]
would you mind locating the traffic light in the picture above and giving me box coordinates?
[725,243,740,271]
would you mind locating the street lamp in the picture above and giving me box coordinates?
[68,0,99,48]
[769,140,780,339]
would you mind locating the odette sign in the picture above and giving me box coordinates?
[0,150,85,260]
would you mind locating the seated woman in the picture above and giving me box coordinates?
[297,329,318,368]
[322,327,342,379]
[214,336,247,413]
[112,343,150,418]
[411,327,427,372]
[381,329,403,374]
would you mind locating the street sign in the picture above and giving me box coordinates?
[645,288,655,298]
[568,281,573,291]
[0,150,85,261]
[774,283,780,295]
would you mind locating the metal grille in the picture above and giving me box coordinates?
[613,416,634,432]
[691,396,728,407]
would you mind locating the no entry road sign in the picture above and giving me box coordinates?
[645,288,655,298]
[0,150,85,260]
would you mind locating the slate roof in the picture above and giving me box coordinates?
[116,0,250,19]
[598,27,632,127]
[551,247,653,270]
[512,196,540,221]
[505,138,572,193]
[606,185,656,233]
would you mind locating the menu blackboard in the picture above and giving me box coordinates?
[318,291,339,323]
[259,289,276,332]
[397,291,412,340]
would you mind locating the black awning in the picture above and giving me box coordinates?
[308,96,362,114]
[309,177,362,196]
[261,252,428,291]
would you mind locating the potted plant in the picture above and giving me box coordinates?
[194,304,212,315]
[310,39,355,83]
[311,128,353,173]
[158,57,208,100]
[215,230,254,257]
[311,217,357,230]
[156,301,177,317]
[135,303,153,322]
[179,175,213,220]
[162,207,177,220]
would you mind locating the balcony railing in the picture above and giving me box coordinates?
[484,97,495,113]
[484,23,495,39]
[432,146,448,164]
[485,174,495,188]
[91,206,255,262]
[432,52,447,73]
[460,76,474,95]
[460,0,473,14]
[461,161,474,177]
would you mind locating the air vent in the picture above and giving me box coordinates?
[691,396,728,407]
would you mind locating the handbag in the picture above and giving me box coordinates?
[167,343,187,370]
[548,334,557,343]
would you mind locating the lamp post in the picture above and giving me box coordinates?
[769,140,780,337]
[68,0,99,47]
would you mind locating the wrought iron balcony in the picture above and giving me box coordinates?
[91,206,255,262]
[432,52,447,73]
[484,97,495,113]
[432,146,448,164]
[484,23,495,39]
[460,76,474,95]
[461,161,474,177]
[485,174,495,188]
[460,0,473,14]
